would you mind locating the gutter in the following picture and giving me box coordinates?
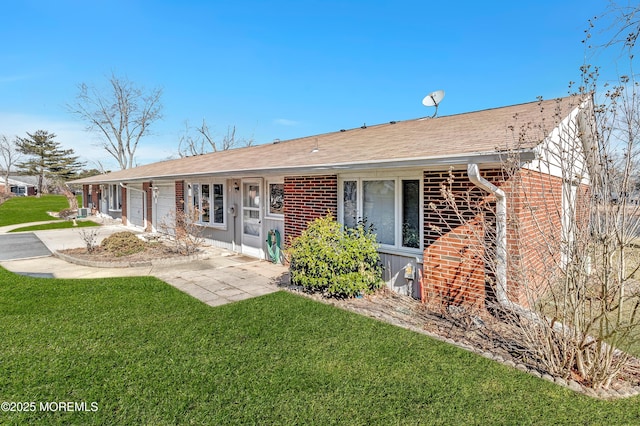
[466,163,537,320]
[120,182,148,231]
[71,151,538,185]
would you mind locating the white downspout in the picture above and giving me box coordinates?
[120,182,148,231]
[467,164,537,320]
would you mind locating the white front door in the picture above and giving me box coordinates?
[241,180,263,258]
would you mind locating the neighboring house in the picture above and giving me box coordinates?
[0,176,38,196]
[72,96,595,307]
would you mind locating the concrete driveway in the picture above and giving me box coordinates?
[0,233,51,260]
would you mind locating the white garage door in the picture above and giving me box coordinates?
[154,183,176,233]
[128,187,145,229]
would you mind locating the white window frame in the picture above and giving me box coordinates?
[108,184,122,212]
[188,181,226,229]
[266,180,285,219]
[338,172,423,255]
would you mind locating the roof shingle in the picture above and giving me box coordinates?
[73,96,582,184]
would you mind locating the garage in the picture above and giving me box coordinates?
[153,182,176,233]
[128,186,145,229]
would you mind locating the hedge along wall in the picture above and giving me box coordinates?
[284,175,338,244]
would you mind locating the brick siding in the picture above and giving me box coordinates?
[284,175,338,243]
[421,168,569,310]
[82,185,89,208]
[120,185,127,225]
[175,180,185,212]
[422,168,502,308]
[94,186,101,212]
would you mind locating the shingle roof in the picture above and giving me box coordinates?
[72,96,583,184]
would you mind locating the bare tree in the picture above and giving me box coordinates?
[0,135,21,194]
[159,206,204,255]
[68,73,163,169]
[424,14,640,388]
[177,119,255,157]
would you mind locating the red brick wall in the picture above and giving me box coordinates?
[284,175,338,243]
[421,167,570,310]
[88,185,102,212]
[506,169,560,304]
[422,168,502,308]
[175,181,185,212]
[82,185,90,208]
[504,169,586,306]
[121,185,127,225]
[143,182,153,232]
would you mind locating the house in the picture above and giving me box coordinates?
[0,176,38,196]
[71,96,594,308]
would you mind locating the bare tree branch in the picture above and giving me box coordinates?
[67,73,163,169]
[177,119,253,157]
[0,135,22,194]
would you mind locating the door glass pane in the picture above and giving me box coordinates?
[343,180,358,229]
[363,180,395,245]
[402,180,420,248]
[243,210,260,236]
[244,184,260,208]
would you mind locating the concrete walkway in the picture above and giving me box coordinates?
[0,220,289,307]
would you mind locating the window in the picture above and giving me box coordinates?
[191,182,225,227]
[340,176,421,251]
[402,180,421,248]
[343,180,358,229]
[268,183,284,216]
[213,183,224,224]
[108,184,122,211]
[363,180,395,245]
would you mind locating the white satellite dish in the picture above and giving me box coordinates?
[422,90,445,117]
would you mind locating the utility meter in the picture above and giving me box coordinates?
[404,263,416,280]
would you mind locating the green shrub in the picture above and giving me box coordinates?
[287,213,383,298]
[100,231,146,257]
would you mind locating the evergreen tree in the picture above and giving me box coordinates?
[15,130,84,196]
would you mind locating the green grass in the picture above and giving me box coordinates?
[1,268,640,425]
[8,220,100,233]
[0,195,76,226]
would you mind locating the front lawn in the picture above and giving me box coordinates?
[0,195,77,226]
[1,268,639,424]
[8,220,100,233]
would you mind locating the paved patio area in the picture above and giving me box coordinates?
[0,222,289,307]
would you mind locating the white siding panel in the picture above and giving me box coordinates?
[128,187,144,228]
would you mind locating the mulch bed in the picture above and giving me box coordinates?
[59,244,186,263]
[287,286,640,398]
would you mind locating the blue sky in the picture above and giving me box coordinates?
[0,0,617,170]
